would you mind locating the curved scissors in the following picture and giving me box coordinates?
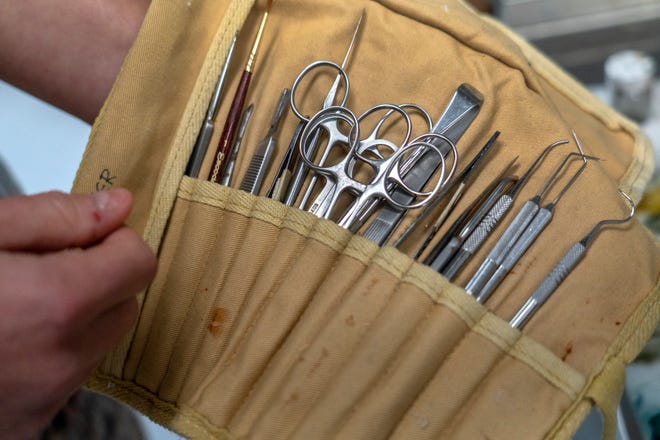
[300,104,415,218]
[336,133,451,230]
[298,105,362,218]
[298,107,450,226]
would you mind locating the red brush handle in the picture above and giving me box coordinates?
[208,70,252,183]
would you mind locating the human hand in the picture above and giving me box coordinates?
[0,189,156,439]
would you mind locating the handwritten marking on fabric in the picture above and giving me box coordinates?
[96,168,116,191]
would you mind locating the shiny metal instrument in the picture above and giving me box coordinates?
[424,161,518,271]
[185,34,238,177]
[471,150,597,302]
[510,190,635,329]
[239,88,290,194]
[395,130,503,256]
[283,11,364,206]
[436,138,569,281]
[220,103,254,186]
[466,132,593,300]
[296,105,452,228]
[361,84,484,245]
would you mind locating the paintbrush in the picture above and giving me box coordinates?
[208,0,273,183]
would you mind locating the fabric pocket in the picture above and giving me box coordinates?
[113,176,588,439]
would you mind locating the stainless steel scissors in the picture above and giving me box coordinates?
[297,106,450,227]
[303,103,416,218]
[283,11,364,206]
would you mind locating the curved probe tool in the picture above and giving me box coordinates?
[472,150,599,302]
[466,131,590,297]
[433,139,568,281]
[510,190,635,329]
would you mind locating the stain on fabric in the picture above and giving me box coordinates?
[562,341,574,361]
[208,308,227,336]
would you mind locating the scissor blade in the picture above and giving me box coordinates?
[362,84,484,245]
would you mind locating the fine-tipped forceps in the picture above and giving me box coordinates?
[471,150,599,302]
[420,170,518,268]
[466,132,586,298]
[424,159,519,271]
[435,139,569,281]
[509,190,635,329]
[239,88,290,194]
[283,11,364,206]
[266,121,305,201]
[305,103,416,218]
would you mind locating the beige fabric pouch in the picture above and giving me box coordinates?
[73,0,660,438]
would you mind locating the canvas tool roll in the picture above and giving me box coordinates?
[73,0,660,438]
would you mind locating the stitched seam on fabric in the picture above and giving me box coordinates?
[177,185,590,404]
[546,274,659,438]
[206,206,357,416]
[129,196,195,380]
[142,1,252,253]
[510,338,584,399]
[198,205,585,402]
[197,191,262,373]
[177,187,588,404]
[214,208,292,367]
[290,252,415,437]
[192,193,257,395]
[337,299,438,437]
[160,187,228,401]
[231,231,352,430]
[228,224,369,436]
[178,185,359,253]
[433,309,517,436]
[214,212,302,421]
[88,372,235,440]
[113,0,254,383]
[545,400,593,440]
[442,341,538,437]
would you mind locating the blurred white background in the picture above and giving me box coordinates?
[0,80,183,440]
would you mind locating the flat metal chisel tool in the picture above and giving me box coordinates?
[361,83,484,245]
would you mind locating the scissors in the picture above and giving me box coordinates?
[302,103,417,218]
[297,106,451,228]
[283,11,364,206]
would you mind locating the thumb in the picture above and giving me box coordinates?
[0,188,134,251]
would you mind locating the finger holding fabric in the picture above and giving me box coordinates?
[0,189,156,439]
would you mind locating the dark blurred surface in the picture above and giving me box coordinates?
[40,390,144,440]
